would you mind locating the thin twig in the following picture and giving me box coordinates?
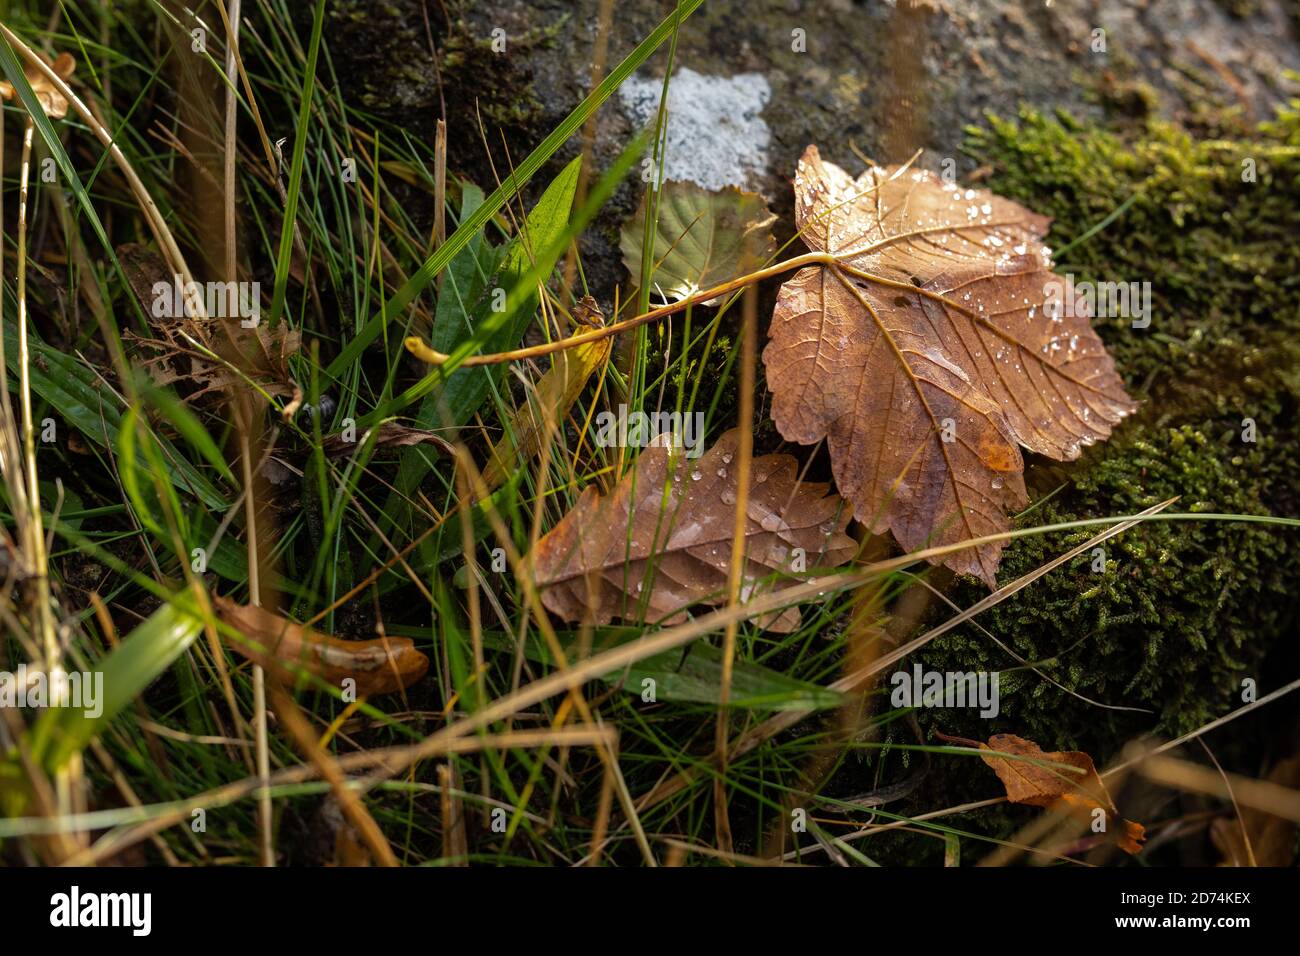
[713,284,757,855]
[405,251,836,367]
[14,117,53,670]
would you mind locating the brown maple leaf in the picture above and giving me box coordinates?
[974,732,1145,854]
[763,147,1136,585]
[531,429,857,633]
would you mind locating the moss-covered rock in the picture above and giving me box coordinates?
[910,104,1300,763]
[323,0,563,166]
[964,107,1300,386]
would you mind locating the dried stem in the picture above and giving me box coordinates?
[220,1,272,867]
[0,97,27,550]
[405,251,837,367]
[15,117,54,672]
[713,284,757,856]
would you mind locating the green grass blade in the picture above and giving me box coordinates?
[481,629,844,711]
[27,594,205,772]
[268,0,328,325]
[323,0,705,380]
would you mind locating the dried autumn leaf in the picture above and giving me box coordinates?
[620,181,776,303]
[1211,751,1300,867]
[0,50,75,120]
[321,422,455,458]
[531,429,856,633]
[129,322,301,405]
[482,296,611,493]
[212,596,428,696]
[763,147,1136,585]
[977,733,1145,854]
[118,242,300,404]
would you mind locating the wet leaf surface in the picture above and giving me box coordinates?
[532,429,856,632]
[764,147,1135,584]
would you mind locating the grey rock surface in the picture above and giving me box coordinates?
[462,0,1299,190]
[328,0,1300,292]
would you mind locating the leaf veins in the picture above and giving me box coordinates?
[976,733,1145,855]
[763,146,1136,585]
[531,429,856,633]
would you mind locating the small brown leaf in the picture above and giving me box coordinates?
[321,423,456,458]
[0,50,75,120]
[482,295,612,494]
[531,429,857,632]
[977,733,1145,854]
[764,147,1136,585]
[212,596,428,696]
[118,243,300,404]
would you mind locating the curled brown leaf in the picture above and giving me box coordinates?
[212,596,428,696]
[976,732,1145,855]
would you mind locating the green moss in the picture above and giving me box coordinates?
[884,102,1300,864]
[963,108,1300,389]
[909,105,1300,763]
[925,418,1290,746]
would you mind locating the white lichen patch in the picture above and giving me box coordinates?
[619,67,771,191]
